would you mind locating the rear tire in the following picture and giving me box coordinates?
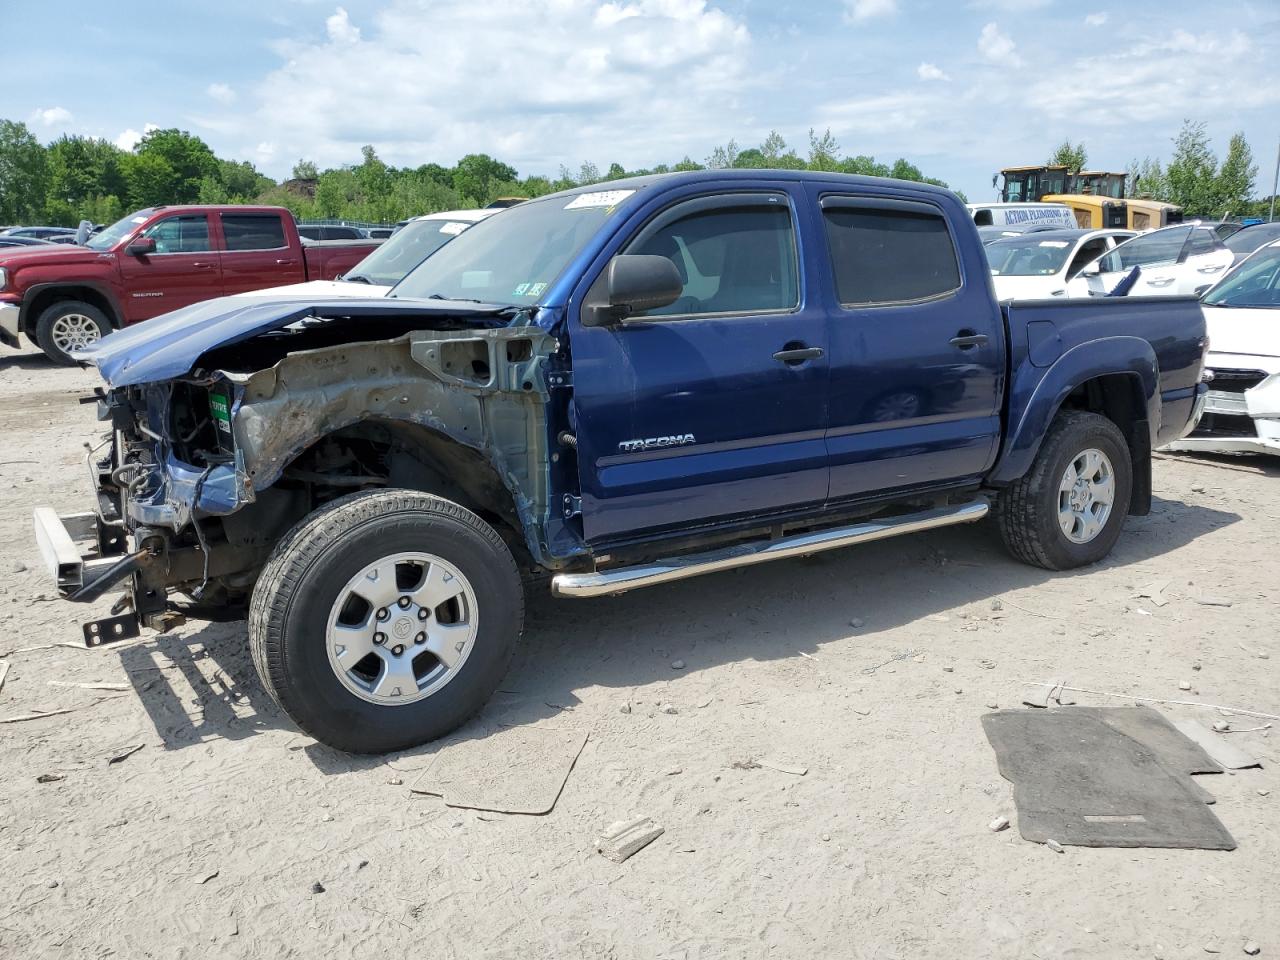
[248,489,523,754]
[996,410,1132,570]
[35,300,110,365]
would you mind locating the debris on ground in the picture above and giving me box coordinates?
[0,659,9,695]
[0,707,77,724]
[1135,580,1171,607]
[731,759,762,771]
[989,816,1010,832]
[35,773,65,784]
[1045,839,1064,853]
[1179,681,1193,691]
[1172,720,1262,770]
[1192,594,1233,607]
[107,743,145,765]
[46,680,129,692]
[596,816,665,863]
[671,659,685,670]
[757,758,808,776]
[311,881,326,894]
[660,703,678,715]
[619,701,631,714]
[1244,941,1260,955]
[193,869,219,885]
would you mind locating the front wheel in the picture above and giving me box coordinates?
[249,490,524,753]
[35,300,110,365]
[996,410,1132,570]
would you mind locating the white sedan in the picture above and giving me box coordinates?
[986,228,1135,300]
[237,208,498,298]
[1166,239,1280,456]
[1065,222,1235,298]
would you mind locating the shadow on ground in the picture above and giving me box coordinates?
[113,495,1238,767]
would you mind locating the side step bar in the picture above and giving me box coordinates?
[551,497,990,599]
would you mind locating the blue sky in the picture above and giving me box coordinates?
[4,0,1279,200]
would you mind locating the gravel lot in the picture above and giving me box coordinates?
[0,341,1276,960]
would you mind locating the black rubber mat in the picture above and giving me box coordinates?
[982,706,1236,850]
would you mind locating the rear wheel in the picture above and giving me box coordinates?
[249,489,523,753]
[996,410,1132,570]
[35,300,110,365]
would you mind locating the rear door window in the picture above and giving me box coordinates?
[1099,227,1190,272]
[624,194,799,318]
[222,214,288,251]
[141,215,212,254]
[821,198,960,305]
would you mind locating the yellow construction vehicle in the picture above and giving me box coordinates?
[1123,199,1184,230]
[998,165,1128,229]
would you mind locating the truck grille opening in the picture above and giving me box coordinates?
[1206,369,1267,394]
[1190,412,1258,439]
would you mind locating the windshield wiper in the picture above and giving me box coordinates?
[426,293,487,303]
[344,274,372,284]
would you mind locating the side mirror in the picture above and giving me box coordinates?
[1079,261,1101,277]
[584,255,683,326]
[126,236,156,256]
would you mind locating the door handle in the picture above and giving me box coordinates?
[191,262,214,269]
[275,259,299,266]
[1197,264,1224,274]
[949,331,989,349]
[773,345,824,365]
[1147,277,1175,287]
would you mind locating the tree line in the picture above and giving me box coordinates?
[1047,121,1269,218]
[0,120,957,227]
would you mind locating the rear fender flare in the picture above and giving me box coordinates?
[990,336,1159,484]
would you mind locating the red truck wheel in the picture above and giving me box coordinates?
[35,300,110,365]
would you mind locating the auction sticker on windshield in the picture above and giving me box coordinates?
[438,222,468,235]
[565,190,635,210]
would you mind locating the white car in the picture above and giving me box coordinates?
[1065,222,1235,298]
[238,208,497,298]
[986,228,1135,301]
[1166,239,1280,456]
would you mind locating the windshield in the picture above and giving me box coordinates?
[1224,225,1280,257]
[392,190,634,304]
[987,237,1074,276]
[86,209,152,251]
[1202,245,1280,307]
[345,217,476,286]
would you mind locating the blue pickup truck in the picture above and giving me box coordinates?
[35,170,1207,753]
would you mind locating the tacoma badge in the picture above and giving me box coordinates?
[618,434,696,453]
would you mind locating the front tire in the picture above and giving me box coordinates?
[996,410,1132,570]
[249,490,523,753]
[35,300,110,365]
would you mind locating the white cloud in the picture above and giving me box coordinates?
[969,0,1051,9]
[114,122,160,152]
[30,106,73,127]
[917,62,950,82]
[978,21,1022,67]
[325,6,361,43]
[1084,11,1109,26]
[207,82,237,104]
[844,0,897,21]
[237,0,753,175]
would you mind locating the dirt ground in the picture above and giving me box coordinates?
[0,340,1276,960]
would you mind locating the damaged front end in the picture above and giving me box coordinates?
[1166,361,1280,456]
[33,296,574,644]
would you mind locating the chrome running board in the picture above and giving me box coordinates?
[551,497,990,599]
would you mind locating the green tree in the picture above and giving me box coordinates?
[672,155,704,172]
[131,128,218,204]
[1126,157,1169,200]
[121,152,178,208]
[889,158,924,181]
[1214,132,1256,215]
[452,153,518,205]
[291,159,319,180]
[1048,140,1088,174]
[760,131,787,164]
[0,120,49,223]
[807,128,840,171]
[1165,121,1219,214]
[705,139,740,169]
[576,161,600,185]
[839,155,890,177]
[732,147,767,169]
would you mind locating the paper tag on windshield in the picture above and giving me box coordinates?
[1039,240,1069,248]
[438,221,468,235]
[131,216,148,224]
[565,190,634,210]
